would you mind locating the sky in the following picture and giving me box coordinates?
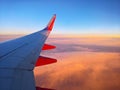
[0,0,120,35]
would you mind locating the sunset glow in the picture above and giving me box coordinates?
[0,0,120,90]
[34,37,120,90]
[0,33,120,90]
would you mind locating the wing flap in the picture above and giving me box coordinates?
[42,44,56,50]
[35,56,57,66]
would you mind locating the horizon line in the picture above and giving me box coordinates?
[0,33,120,38]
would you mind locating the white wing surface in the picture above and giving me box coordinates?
[0,14,56,90]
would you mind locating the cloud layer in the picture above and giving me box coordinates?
[34,37,120,90]
[0,35,120,90]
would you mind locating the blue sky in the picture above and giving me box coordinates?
[0,0,120,35]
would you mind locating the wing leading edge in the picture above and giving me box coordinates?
[0,15,56,90]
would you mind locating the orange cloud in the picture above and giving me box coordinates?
[34,52,120,90]
[0,34,120,90]
[34,37,120,90]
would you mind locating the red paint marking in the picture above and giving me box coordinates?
[35,56,57,67]
[36,87,55,90]
[47,14,56,31]
[42,44,56,50]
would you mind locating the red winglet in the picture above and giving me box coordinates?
[42,44,56,50]
[35,56,57,66]
[47,14,56,31]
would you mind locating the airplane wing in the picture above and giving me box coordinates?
[0,14,56,90]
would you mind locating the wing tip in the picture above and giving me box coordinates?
[54,14,56,16]
[47,14,56,31]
